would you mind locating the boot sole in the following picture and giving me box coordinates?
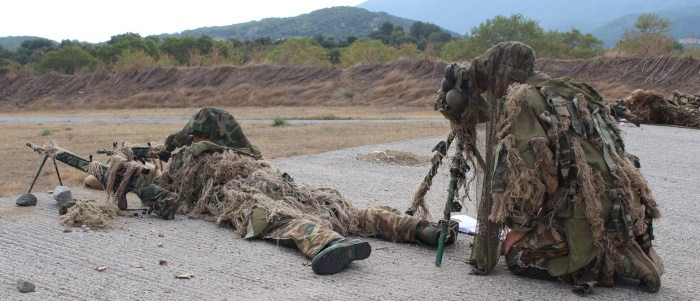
[311,241,371,275]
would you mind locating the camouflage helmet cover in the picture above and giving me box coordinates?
[185,107,262,158]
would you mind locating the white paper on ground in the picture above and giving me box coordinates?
[450,214,477,235]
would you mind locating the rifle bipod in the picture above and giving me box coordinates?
[435,138,468,267]
[16,143,64,206]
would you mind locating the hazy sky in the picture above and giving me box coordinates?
[2,0,366,43]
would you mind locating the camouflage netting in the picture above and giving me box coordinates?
[59,201,118,229]
[157,149,360,236]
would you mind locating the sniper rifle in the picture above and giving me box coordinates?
[23,142,150,210]
[96,141,171,163]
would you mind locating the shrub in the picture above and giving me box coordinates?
[271,117,290,127]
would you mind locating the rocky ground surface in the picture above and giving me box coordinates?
[1,124,698,300]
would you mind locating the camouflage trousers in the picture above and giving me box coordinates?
[133,178,180,220]
[262,206,422,258]
[133,181,424,259]
[511,218,569,270]
[505,219,568,280]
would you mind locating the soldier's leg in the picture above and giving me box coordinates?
[357,206,420,243]
[262,218,370,275]
[263,218,343,258]
[133,178,180,220]
[504,221,566,281]
[357,206,457,245]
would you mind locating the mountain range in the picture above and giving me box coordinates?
[161,6,462,42]
[357,0,700,47]
[2,1,699,50]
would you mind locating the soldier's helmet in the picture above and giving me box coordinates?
[184,107,262,158]
[187,107,233,138]
[435,41,536,123]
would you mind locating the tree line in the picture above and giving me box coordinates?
[0,13,693,76]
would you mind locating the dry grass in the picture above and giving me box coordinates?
[0,107,449,197]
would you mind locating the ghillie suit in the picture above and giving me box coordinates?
[133,107,456,274]
[414,42,663,295]
[615,89,700,128]
[158,141,361,237]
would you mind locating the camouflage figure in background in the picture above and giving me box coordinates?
[132,107,458,275]
[614,89,700,129]
[432,42,662,294]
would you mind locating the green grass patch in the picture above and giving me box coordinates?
[40,129,53,136]
[271,117,290,127]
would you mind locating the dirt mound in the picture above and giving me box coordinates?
[357,150,431,166]
[1,57,698,110]
[0,59,445,110]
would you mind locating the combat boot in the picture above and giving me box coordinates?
[311,238,371,275]
[615,242,661,293]
[415,220,459,246]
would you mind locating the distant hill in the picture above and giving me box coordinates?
[357,0,700,41]
[0,36,55,51]
[591,4,700,47]
[167,6,459,42]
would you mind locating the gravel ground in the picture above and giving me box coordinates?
[1,124,698,300]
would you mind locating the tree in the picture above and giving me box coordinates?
[0,45,12,60]
[264,37,330,66]
[112,49,159,72]
[467,14,544,55]
[96,33,157,63]
[616,14,675,56]
[340,38,398,67]
[439,39,478,61]
[159,36,198,65]
[0,58,21,76]
[458,14,603,59]
[398,43,421,59]
[14,38,57,65]
[409,21,447,50]
[36,45,97,75]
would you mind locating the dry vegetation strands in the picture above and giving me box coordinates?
[0,60,445,110]
[538,56,700,99]
[2,57,699,111]
[0,118,448,197]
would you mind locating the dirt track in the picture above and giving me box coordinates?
[1,124,698,300]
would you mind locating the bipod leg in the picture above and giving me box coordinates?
[52,158,63,186]
[27,154,49,194]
